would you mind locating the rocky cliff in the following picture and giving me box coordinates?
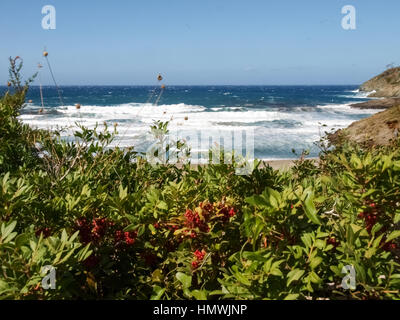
[360,67,400,98]
[351,98,400,110]
[329,105,400,146]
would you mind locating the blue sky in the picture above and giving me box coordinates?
[0,0,399,85]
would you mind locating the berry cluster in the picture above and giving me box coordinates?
[358,202,397,252]
[75,217,111,244]
[379,236,397,252]
[184,208,210,233]
[358,202,379,234]
[182,200,237,239]
[92,218,109,240]
[191,249,206,269]
[114,230,137,246]
[167,224,179,232]
[326,237,340,249]
[153,222,160,229]
[216,202,236,222]
[382,240,397,251]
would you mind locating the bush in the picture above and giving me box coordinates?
[0,59,399,300]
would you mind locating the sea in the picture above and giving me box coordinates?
[11,85,381,160]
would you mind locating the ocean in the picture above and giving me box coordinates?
[13,85,381,160]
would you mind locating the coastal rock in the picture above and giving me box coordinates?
[329,105,400,146]
[350,98,400,109]
[360,67,400,98]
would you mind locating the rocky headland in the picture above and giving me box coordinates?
[350,67,400,110]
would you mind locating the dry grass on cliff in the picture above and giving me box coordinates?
[329,105,400,147]
[361,67,400,97]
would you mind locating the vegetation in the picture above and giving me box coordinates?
[328,105,400,147]
[360,66,400,97]
[1,58,400,300]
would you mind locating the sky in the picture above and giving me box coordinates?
[0,0,399,85]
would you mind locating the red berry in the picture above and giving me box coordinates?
[184,208,209,232]
[194,249,206,261]
[114,230,124,242]
[327,237,340,248]
[190,231,197,239]
[124,231,137,246]
[382,240,397,252]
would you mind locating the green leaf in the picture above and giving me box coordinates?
[270,260,284,277]
[301,233,313,249]
[124,224,139,232]
[287,269,305,286]
[176,272,192,289]
[150,285,166,300]
[387,230,400,242]
[1,221,17,241]
[191,290,208,300]
[76,243,92,262]
[15,233,29,248]
[267,188,281,208]
[303,192,321,225]
[309,256,323,269]
[309,271,322,284]
[382,154,393,172]
[156,201,168,210]
[330,265,341,276]
[284,293,300,300]
[234,271,252,286]
[245,195,266,207]
[119,184,128,200]
[149,224,157,235]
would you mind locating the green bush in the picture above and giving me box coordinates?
[0,58,399,300]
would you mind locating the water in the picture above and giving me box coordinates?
[10,85,381,159]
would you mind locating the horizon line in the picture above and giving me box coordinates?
[7,84,361,87]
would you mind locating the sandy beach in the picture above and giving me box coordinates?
[175,158,318,171]
[262,159,297,170]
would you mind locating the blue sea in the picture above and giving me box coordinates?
[16,85,380,160]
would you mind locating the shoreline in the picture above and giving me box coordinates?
[175,158,319,170]
[350,97,400,109]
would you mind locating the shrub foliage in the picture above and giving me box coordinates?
[1,59,400,300]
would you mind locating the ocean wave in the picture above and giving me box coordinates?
[58,102,206,115]
[213,119,303,128]
[19,100,382,152]
[315,103,381,114]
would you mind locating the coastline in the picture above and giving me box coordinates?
[176,158,319,170]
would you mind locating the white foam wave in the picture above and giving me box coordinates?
[315,104,381,114]
[19,101,382,151]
